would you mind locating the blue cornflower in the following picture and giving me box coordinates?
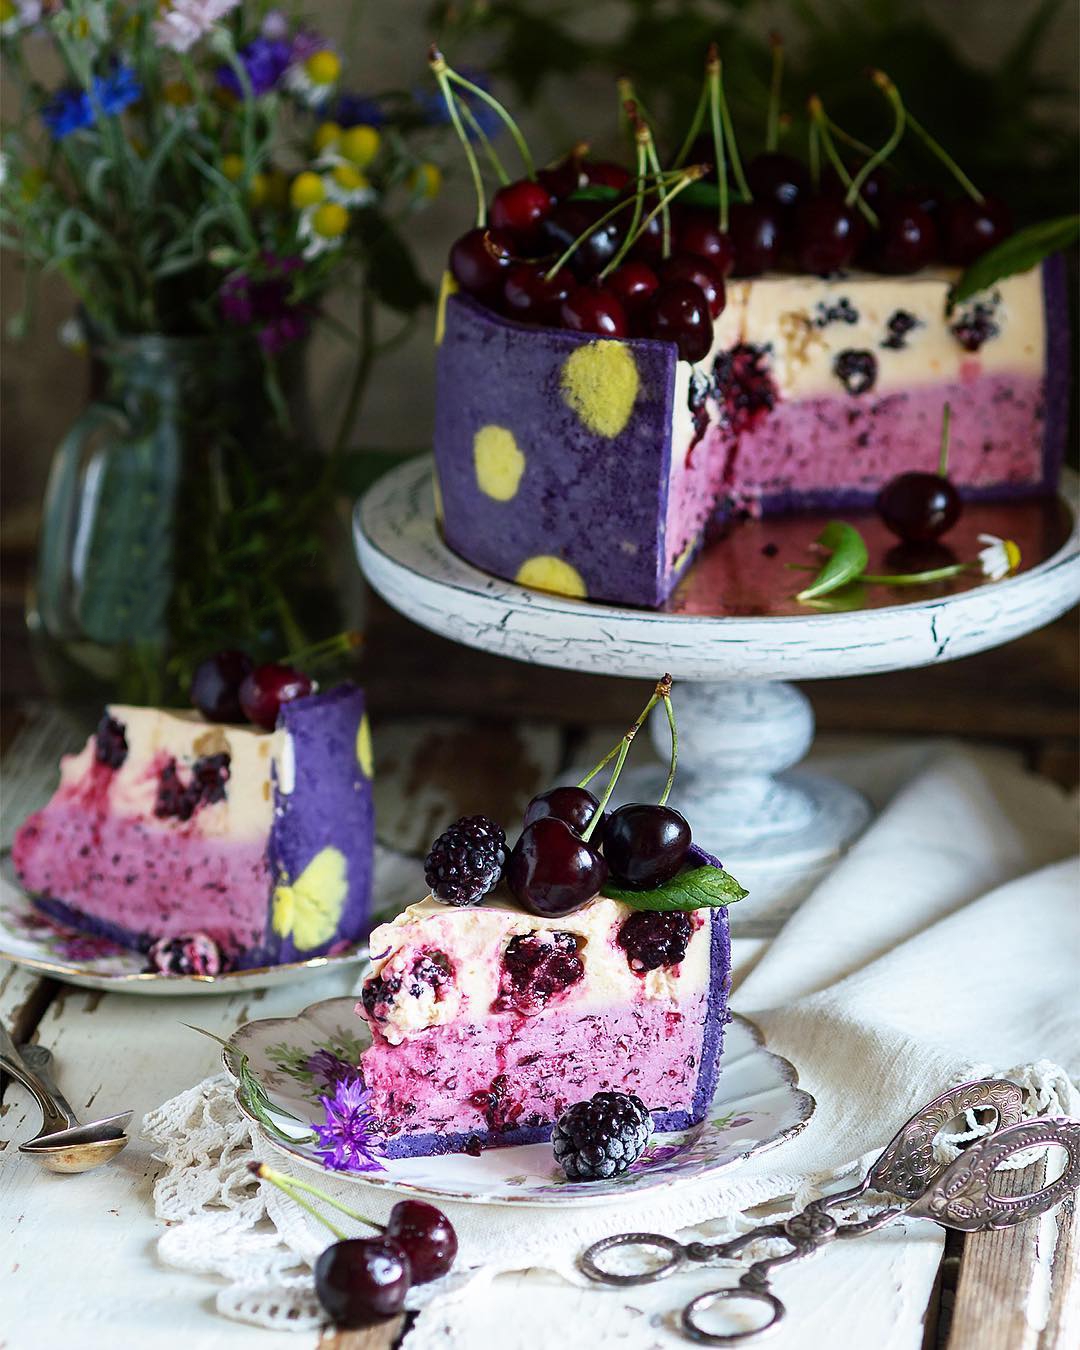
[92,65,142,116]
[313,1077,384,1173]
[42,88,94,139]
[334,92,385,129]
[218,37,291,99]
[415,67,502,140]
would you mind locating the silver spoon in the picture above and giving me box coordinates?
[0,1025,131,1172]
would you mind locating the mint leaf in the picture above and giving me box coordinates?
[948,215,1079,309]
[796,521,869,602]
[602,865,747,911]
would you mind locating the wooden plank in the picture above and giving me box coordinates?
[1039,1189,1079,1350]
[318,1316,404,1350]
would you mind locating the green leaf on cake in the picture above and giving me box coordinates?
[795,521,869,602]
[948,215,1079,309]
[602,865,748,911]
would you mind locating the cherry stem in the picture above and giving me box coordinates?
[580,674,673,842]
[846,71,905,209]
[444,67,535,179]
[808,118,820,190]
[715,56,752,203]
[707,47,729,232]
[429,50,486,227]
[456,97,510,186]
[616,115,648,271]
[808,96,878,229]
[281,629,363,672]
[937,401,952,478]
[618,80,671,258]
[765,33,783,152]
[673,79,708,170]
[544,180,667,283]
[596,167,704,280]
[644,131,672,258]
[251,1162,384,1235]
[905,109,984,204]
[658,692,678,808]
[825,116,878,162]
[250,1163,349,1242]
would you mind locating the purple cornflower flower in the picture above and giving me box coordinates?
[219,253,310,354]
[313,1077,384,1172]
[289,28,329,64]
[218,37,291,99]
[335,93,385,129]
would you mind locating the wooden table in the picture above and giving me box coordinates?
[1,708,1077,1349]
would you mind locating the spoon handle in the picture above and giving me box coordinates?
[0,1025,75,1138]
[17,1044,81,1126]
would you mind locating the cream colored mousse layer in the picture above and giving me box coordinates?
[364,894,710,1046]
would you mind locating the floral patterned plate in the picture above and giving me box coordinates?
[225,996,815,1207]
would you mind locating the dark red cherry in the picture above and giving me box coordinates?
[627,206,664,264]
[673,210,735,275]
[659,254,725,319]
[942,196,1013,265]
[607,261,659,312]
[314,1238,411,1328]
[540,200,623,281]
[877,471,962,543]
[238,663,314,731]
[537,151,585,203]
[647,280,712,363]
[873,202,939,274]
[449,227,516,304]
[384,1201,457,1285]
[746,152,811,216]
[502,262,572,326]
[729,202,781,276]
[582,160,631,191]
[489,179,553,240]
[603,803,692,890]
[523,785,605,837]
[793,198,858,275]
[821,164,891,212]
[905,182,944,222]
[560,285,629,337]
[191,650,253,723]
[507,817,608,918]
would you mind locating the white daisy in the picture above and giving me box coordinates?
[1,0,41,37]
[976,534,1021,581]
[58,316,88,354]
[297,201,349,259]
[284,49,341,109]
[316,155,376,207]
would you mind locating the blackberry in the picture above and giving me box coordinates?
[552,1091,653,1181]
[950,300,999,353]
[713,343,776,434]
[617,910,693,973]
[833,349,877,396]
[95,715,128,769]
[881,310,921,351]
[425,815,506,905]
[147,932,224,976]
[494,930,584,1015]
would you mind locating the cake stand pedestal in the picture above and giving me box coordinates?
[355,456,1079,932]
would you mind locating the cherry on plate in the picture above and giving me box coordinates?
[877,471,962,543]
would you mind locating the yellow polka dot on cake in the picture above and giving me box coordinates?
[474,425,525,501]
[560,341,639,438]
[355,714,374,778]
[515,555,587,599]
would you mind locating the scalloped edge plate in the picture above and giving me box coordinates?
[224,995,815,1207]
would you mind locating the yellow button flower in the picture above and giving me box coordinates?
[312,202,349,238]
[0,1,16,22]
[248,173,269,207]
[305,50,341,86]
[339,125,380,169]
[290,170,325,209]
[409,162,442,199]
[331,163,367,193]
[314,121,342,153]
[162,80,193,107]
[221,153,245,184]
[265,169,289,208]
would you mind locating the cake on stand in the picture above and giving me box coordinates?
[355,455,1079,932]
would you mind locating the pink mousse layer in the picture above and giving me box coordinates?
[361,996,708,1147]
[13,765,271,956]
[664,370,1046,570]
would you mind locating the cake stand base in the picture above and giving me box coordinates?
[587,681,871,932]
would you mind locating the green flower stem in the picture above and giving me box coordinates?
[254,1163,384,1232]
[252,1164,349,1242]
[707,46,729,232]
[330,287,376,459]
[581,674,673,842]
[282,629,364,671]
[766,33,784,152]
[673,80,709,170]
[658,693,679,808]
[429,51,487,227]
[444,68,535,179]
[846,72,905,210]
[808,96,878,228]
[860,564,972,586]
[456,98,510,186]
[905,110,984,203]
[938,401,952,477]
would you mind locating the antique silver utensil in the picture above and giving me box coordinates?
[0,1024,131,1172]
[580,1079,1080,1345]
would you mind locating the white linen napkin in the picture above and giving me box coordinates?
[143,744,1080,1341]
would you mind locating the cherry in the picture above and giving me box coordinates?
[872,201,939,274]
[793,198,858,275]
[191,650,253,723]
[647,281,712,363]
[941,196,1013,265]
[238,663,314,731]
[602,804,692,890]
[537,151,585,203]
[314,1237,411,1328]
[449,227,516,304]
[582,160,630,191]
[489,179,553,242]
[729,202,781,276]
[502,262,572,326]
[627,206,664,265]
[384,1201,457,1285]
[506,817,608,917]
[905,182,943,222]
[606,261,659,313]
[746,152,811,216]
[673,211,735,275]
[523,785,604,837]
[560,285,629,337]
[877,472,962,543]
[540,200,623,281]
[659,254,725,319]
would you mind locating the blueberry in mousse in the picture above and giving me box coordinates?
[429,48,1066,608]
[355,676,745,1160]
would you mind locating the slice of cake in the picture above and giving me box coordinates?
[12,683,374,971]
[356,856,731,1158]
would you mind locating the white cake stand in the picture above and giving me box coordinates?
[355,455,1080,931]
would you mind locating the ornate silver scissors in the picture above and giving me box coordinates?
[580,1080,1080,1345]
